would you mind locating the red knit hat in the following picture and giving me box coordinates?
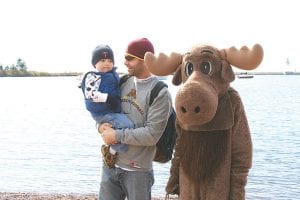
[126,38,154,60]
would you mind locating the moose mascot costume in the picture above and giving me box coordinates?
[144,44,263,200]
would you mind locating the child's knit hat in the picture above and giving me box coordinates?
[126,38,154,60]
[91,44,114,67]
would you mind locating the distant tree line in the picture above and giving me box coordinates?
[0,58,29,76]
[0,58,81,77]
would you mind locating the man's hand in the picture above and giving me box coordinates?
[98,123,112,133]
[101,126,117,145]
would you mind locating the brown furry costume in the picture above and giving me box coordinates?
[144,44,263,200]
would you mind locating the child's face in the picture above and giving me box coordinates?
[95,59,114,73]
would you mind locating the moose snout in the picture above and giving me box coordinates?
[180,105,201,114]
[175,82,218,126]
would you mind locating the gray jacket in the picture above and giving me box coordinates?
[115,76,172,171]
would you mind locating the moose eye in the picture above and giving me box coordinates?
[200,61,212,75]
[185,62,193,77]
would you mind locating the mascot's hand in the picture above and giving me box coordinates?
[166,175,180,195]
[91,91,108,102]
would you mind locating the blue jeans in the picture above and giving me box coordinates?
[92,113,134,153]
[99,165,154,200]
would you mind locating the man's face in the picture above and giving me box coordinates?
[124,55,144,77]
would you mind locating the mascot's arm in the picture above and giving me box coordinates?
[165,121,181,195]
[230,91,253,200]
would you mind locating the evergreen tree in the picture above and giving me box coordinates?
[16,58,27,71]
[10,64,17,71]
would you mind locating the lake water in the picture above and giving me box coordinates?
[0,75,299,199]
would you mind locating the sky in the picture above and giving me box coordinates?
[0,0,299,73]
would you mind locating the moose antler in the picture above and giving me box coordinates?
[144,52,182,76]
[220,44,264,70]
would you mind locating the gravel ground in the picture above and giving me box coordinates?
[0,193,179,200]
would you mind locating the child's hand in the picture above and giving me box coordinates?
[98,123,112,133]
[92,91,108,102]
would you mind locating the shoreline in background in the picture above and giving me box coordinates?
[0,71,82,77]
[0,193,179,200]
[235,71,300,75]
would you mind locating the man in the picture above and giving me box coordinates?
[98,38,173,200]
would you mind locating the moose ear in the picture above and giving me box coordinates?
[172,65,182,85]
[221,61,235,82]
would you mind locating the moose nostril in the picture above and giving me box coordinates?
[194,106,200,113]
[181,107,187,113]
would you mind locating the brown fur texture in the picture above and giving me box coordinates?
[145,44,263,200]
[169,89,253,200]
[180,130,228,183]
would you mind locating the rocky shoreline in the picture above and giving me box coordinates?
[0,193,178,200]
